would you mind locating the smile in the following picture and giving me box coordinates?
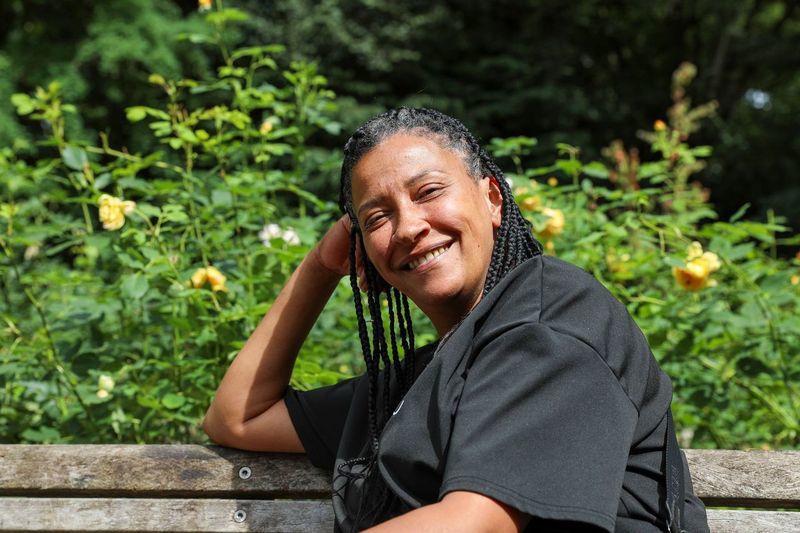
[405,243,451,271]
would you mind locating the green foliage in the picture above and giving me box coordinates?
[1,6,798,450]
[242,0,800,235]
[1,9,352,444]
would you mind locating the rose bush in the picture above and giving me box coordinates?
[1,6,798,449]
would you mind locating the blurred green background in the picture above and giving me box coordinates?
[1,1,799,449]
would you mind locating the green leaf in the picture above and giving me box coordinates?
[10,93,35,115]
[121,273,149,299]
[230,45,285,61]
[61,146,89,171]
[126,106,148,122]
[176,32,214,44]
[581,162,609,179]
[161,204,188,223]
[161,393,186,409]
[21,426,61,443]
[135,203,161,218]
[206,8,250,25]
[211,189,233,207]
[94,173,112,190]
[729,203,751,223]
[137,395,160,409]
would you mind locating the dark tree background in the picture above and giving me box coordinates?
[2,0,798,239]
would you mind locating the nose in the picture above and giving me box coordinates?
[392,205,430,245]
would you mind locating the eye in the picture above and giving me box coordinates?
[418,185,443,199]
[364,212,386,230]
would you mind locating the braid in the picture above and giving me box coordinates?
[337,107,542,528]
[385,288,406,393]
[360,235,394,430]
[393,288,416,387]
[348,231,380,453]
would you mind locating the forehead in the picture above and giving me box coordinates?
[351,133,471,199]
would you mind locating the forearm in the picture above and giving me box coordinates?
[204,249,341,432]
[364,492,528,533]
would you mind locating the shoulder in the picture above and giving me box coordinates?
[476,254,628,333]
[474,255,666,410]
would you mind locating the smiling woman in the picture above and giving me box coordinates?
[202,108,710,532]
[350,134,502,334]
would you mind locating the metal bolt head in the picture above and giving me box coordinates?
[233,509,247,523]
[238,466,252,480]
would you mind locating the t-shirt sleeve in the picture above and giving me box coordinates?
[439,323,638,532]
[284,376,360,471]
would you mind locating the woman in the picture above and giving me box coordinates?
[203,108,710,532]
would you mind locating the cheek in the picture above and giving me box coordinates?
[361,229,391,270]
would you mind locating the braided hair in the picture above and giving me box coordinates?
[336,107,542,529]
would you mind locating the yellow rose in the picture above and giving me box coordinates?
[259,120,273,135]
[190,267,208,288]
[205,266,228,292]
[791,275,799,286]
[520,195,541,211]
[538,207,565,238]
[672,263,709,292]
[547,177,558,187]
[198,0,212,11]
[673,242,721,291]
[98,193,136,231]
[686,241,704,261]
[654,119,668,131]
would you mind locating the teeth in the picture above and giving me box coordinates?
[407,245,449,270]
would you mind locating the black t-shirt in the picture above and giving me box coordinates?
[285,255,709,532]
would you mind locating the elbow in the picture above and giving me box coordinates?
[202,408,245,447]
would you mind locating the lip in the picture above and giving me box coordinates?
[400,241,453,271]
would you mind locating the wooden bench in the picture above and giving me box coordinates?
[0,445,798,532]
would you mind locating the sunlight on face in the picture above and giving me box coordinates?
[351,133,502,334]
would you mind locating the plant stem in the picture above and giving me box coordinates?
[1,240,100,434]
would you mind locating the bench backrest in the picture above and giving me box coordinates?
[1,445,798,532]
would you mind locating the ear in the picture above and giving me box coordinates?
[483,175,503,230]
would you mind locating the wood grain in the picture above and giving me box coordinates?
[707,509,800,533]
[0,499,797,532]
[0,445,329,498]
[2,446,798,506]
[685,449,800,507]
[0,498,334,532]
[1,445,798,532]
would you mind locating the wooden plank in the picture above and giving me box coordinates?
[707,509,800,533]
[0,498,797,532]
[0,497,334,532]
[685,449,800,507]
[2,446,799,506]
[0,445,329,498]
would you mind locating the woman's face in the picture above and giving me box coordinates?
[351,133,502,334]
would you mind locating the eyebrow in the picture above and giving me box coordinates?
[356,169,442,216]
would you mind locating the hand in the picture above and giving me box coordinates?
[312,215,383,292]
[313,215,353,277]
